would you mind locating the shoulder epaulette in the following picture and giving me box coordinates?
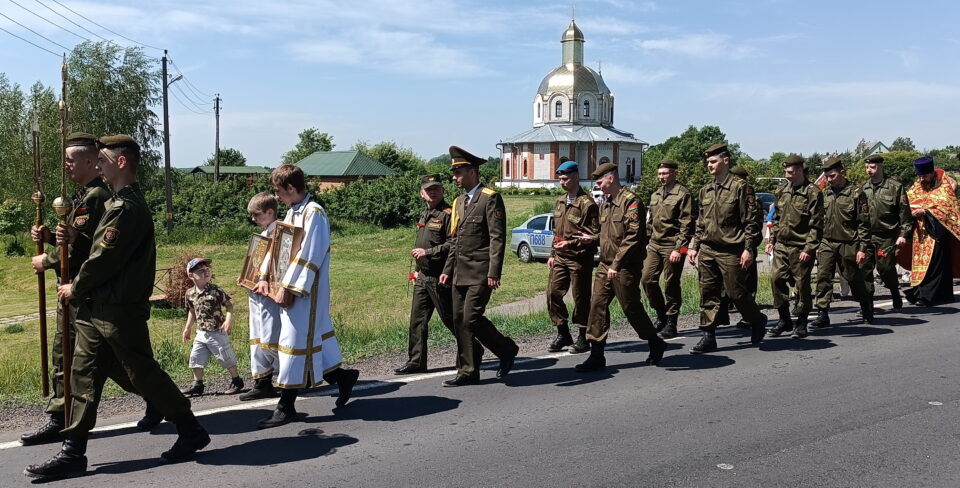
[481,187,496,196]
[577,195,593,204]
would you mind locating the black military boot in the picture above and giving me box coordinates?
[20,412,64,446]
[769,307,794,337]
[658,315,679,339]
[239,377,280,400]
[24,435,88,480]
[891,288,903,312]
[809,308,831,329]
[161,414,210,462]
[653,313,668,332]
[791,316,808,338]
[646,336,667,366]
[136,400,164,431]
[569,327,589,353]
[690,331,718,354]
[751,315,767,345]
[861,300,875,324]
[575,341,606,372]
[324,368,361,407]
[548,324,574,352]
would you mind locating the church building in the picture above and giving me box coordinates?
[497,20,648,188]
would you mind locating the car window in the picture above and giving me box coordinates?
[527,216,548,230]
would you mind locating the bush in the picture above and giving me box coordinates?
[4,323,24,334]
[317,175,426,228]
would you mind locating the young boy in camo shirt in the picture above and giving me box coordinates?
[180,258,244,396]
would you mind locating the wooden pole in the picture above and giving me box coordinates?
[31,115,49,397]
[52,55,74,426]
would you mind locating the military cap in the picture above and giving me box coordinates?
[590,162,618,179]
[186,257,212,273]
[864,154,884,164]
[556,160,578,175]
[65,132,97,148]
[449,145,486,168]
[420,174,444,189]
[783,154,804,168]
[729,165,748,178]
[97,134,139,151]
[822,156,844,172]
[703,143,728,158]
[658,159,678,170]
[913,156,935,175]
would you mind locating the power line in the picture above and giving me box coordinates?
[169,87,210,114]
[0,24,59,56]
[172,82,212,110]
[9,0,89,42]
[169,58,213,98]
[33,0,109,43]
[168,67,213,107]
[0,10,71,51]
[49,0,163,51]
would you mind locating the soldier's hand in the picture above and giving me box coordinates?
[554,240,570,250]
[799,252,811,263]
[31,254,46,273]
[739,250,754,269]
[487,277,500,290]
[56,284,72,300]
[439,274,450,286]
[55,224,77,245]
[855,251,867,264]
[669,250,682,263]
[764,242,774,255]
[896,237,907,248]
[547,257,555,268]
[606,268,619,280]
[31,225,51,244]
[576,235,596,245]
[253,280,270,296]
[687,249,698,265]
[411,248,427,259]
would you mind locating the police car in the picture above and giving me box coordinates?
[510,213,600,263]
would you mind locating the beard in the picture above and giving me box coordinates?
[920,175,937,191]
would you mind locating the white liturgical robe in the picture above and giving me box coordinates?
[248,220,281,380]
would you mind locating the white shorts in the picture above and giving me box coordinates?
[189,330,238,369]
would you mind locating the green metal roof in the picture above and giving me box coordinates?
[189,165,273,174]
[295,150,396,177]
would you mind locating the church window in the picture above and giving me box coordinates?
[537,103,541,118]
[555,100,562,118]
[523,159,528,178]
[583,100,590,117]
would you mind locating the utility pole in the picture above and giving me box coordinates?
[161,51,180,234]
[214,93,221,183]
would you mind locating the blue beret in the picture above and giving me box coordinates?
[556,160,579,175]
[913,156,935,176]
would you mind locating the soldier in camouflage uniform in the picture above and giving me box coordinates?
[860,154,912,311]
[766,155,824,339]
[811,157,874,328]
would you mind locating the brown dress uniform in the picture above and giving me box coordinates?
[585,187,659,344]
[403,200,458,371]
[860,172,912,307]
[692,168,767,349]
[547,189,599,336]
[63,182,194,436]
[813,178,873,322]
[443,183,518,380]
[769,170,824,336]
[641,182,694,323]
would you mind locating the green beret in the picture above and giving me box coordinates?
[658,159,678,170]
[65,132,97,148]
[783,154,804,168]
[864,154,884,164]
[97,134,139,151]
[449,145,485,168]
[420,173,444,189]
[591,162,618,179]
[729,165,748,178]
[822,156,844,172]
[703,143,728,158]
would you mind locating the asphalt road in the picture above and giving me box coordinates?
[2,297,958,487]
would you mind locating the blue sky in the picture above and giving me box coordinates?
[2,0,959,167]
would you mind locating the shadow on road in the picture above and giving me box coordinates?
[508,357,559,372]
[196,428,358,466]
[757,337,835,352]
[307,395,461,423]
[659,353,735,370]
[870,316,927,327]
[810,325,894,338]
[501,360,657,388]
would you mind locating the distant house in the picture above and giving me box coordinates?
[188,165,273,185]
[294,150,396,190]
[854,140,890,159]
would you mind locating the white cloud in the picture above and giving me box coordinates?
[600,62,674,85]
[636,33,758,59]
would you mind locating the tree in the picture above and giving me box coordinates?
[206,147,247,167]
[281,128,334,165]
[639,125,747,202]
[890,137,916,152]
[352,140,426,174]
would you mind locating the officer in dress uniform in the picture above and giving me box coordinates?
[396,174,458,374]
[439,146,519,386]
[546,160,600,354]
[642,159,694,340]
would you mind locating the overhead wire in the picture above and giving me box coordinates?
[169,87,210,114]
[0,10,71,51]
[0,23,59,56]
[48,0,163,52]
[172,82,212,111]
[169,58,213,98]
[33,0,110,43]
[9,0,88,42]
